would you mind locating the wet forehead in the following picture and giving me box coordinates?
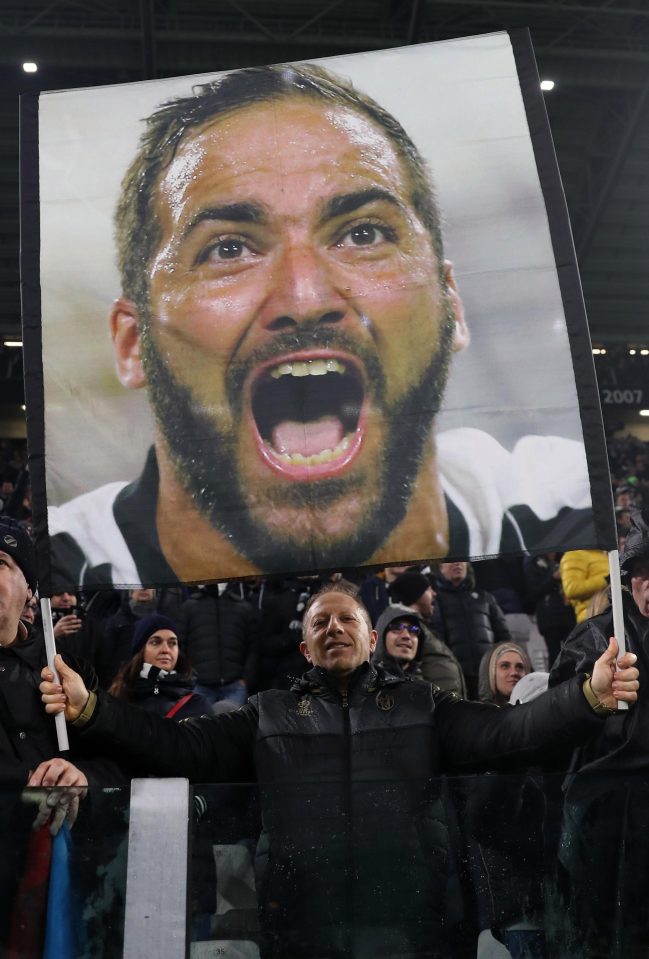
[306,593,367,625]
[154,98,413,233]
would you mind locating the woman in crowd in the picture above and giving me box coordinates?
[108,613,221,940]
[478,642,532,706]
[108,614,213,720]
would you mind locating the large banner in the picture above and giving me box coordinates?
[21,30,615,590]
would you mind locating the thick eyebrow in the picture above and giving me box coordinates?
[181,201,269,244]
[320,188,405,224]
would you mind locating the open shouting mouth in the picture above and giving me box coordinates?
[249,351,367,480]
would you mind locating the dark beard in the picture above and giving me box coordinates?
[139,312,455,574]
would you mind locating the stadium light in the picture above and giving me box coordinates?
[540,80,555,92]
[22,62,38,74]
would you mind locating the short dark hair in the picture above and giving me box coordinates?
[115,62,445,318]
[302,580,373,638]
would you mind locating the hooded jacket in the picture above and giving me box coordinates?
[372,604,426,678]
[373,604,467,697]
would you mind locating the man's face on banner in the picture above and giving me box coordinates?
[112,96,467,571]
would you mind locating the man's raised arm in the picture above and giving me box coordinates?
[41,655,258,784]
[436,636,638,772]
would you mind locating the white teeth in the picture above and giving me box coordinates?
[269,358,347,379]
[274,434,351,467]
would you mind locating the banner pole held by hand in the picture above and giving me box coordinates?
[40,597,70,750]
[608,549,628,712]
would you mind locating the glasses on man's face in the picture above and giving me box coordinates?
[388,622,421,636]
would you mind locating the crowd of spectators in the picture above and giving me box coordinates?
[1,432,647,704]
[1,432,649,955]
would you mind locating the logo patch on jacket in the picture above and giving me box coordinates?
[292,696,314,718]
[375,691,395,712]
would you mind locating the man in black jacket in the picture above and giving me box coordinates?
[434,561,511,699]
[180,583,259,705]
[42,582,637,959]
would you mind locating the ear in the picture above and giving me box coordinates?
[299,641,312,663]
[369,629,377,654]
[443,261,470,353]
[110,298,147,389]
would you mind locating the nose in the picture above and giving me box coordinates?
[326,614,345,635]
[260,240,348,334]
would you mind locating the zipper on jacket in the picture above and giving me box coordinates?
[340,687,354,954]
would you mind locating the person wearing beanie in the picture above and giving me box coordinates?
[0,515,123,783]
[478,642,532,707]
[98,588,164,688]
[0,516,38,598]
[548,508,649,953]
[108,613,217,721]
[0,512,126,940]
[389,571,436,620]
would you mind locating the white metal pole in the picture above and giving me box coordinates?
[608,549,628,712]
[40,596,70,750]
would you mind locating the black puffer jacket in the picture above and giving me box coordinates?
[433,573,511,683]
[180,585,259,688]
[80,662,604,958]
